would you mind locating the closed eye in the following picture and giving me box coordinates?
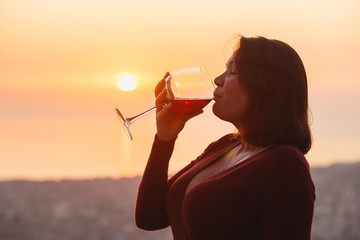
[226,63,237,75]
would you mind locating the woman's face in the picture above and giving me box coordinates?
[212,55,250,129]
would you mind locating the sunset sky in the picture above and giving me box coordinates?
[1,0,359,180]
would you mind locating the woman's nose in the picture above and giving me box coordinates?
[214,72,225,86]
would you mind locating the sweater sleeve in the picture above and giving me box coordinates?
[260,148,316,240]
[135,134,176,230]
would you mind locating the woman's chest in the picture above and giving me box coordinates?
[184,155,230,195]
[180,167,267,239]
[169,158,270,219]
[166,152,276,239]
[183,165,265,214]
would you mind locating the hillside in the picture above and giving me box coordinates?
[0,162,359,240]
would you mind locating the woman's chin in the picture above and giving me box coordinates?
[212,103,225,121]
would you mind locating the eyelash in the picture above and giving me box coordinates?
[227,69,237,75]
[226,66,237,75]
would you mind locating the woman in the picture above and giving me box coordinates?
[135,35,315,239]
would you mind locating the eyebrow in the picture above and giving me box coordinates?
[226,59,235,70]
[226,59,233,69]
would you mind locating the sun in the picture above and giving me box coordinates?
[118,75,136,91]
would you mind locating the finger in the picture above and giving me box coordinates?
[155,88,168,108]
[154,79,165,97]
[155,72,170,96]
[163,71,170,79]
[156,102,173,115]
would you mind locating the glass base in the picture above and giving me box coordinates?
[115,108,133,140]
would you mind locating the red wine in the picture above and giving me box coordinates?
[170,99,212,114]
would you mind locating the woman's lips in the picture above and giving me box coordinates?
[213,90,222,100]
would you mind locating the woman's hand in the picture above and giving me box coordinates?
[155,72,204,141]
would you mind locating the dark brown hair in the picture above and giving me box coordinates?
[233,36,312,154]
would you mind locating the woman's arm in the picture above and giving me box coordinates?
[135,135,176,230]
[135,73,205,230]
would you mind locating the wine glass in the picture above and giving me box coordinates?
[115,66,214,140]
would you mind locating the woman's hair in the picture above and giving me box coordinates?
[233,35,312,154]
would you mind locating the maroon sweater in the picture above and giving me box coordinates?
[135,134,315,240]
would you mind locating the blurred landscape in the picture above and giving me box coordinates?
[0,162,359,240]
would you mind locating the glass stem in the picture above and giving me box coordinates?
[127,106,157,125]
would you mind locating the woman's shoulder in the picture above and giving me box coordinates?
[269,144,304,157]
[261,144,315,199]
[264,143,311,173]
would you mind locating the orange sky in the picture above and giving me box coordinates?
[1,0,360,180]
